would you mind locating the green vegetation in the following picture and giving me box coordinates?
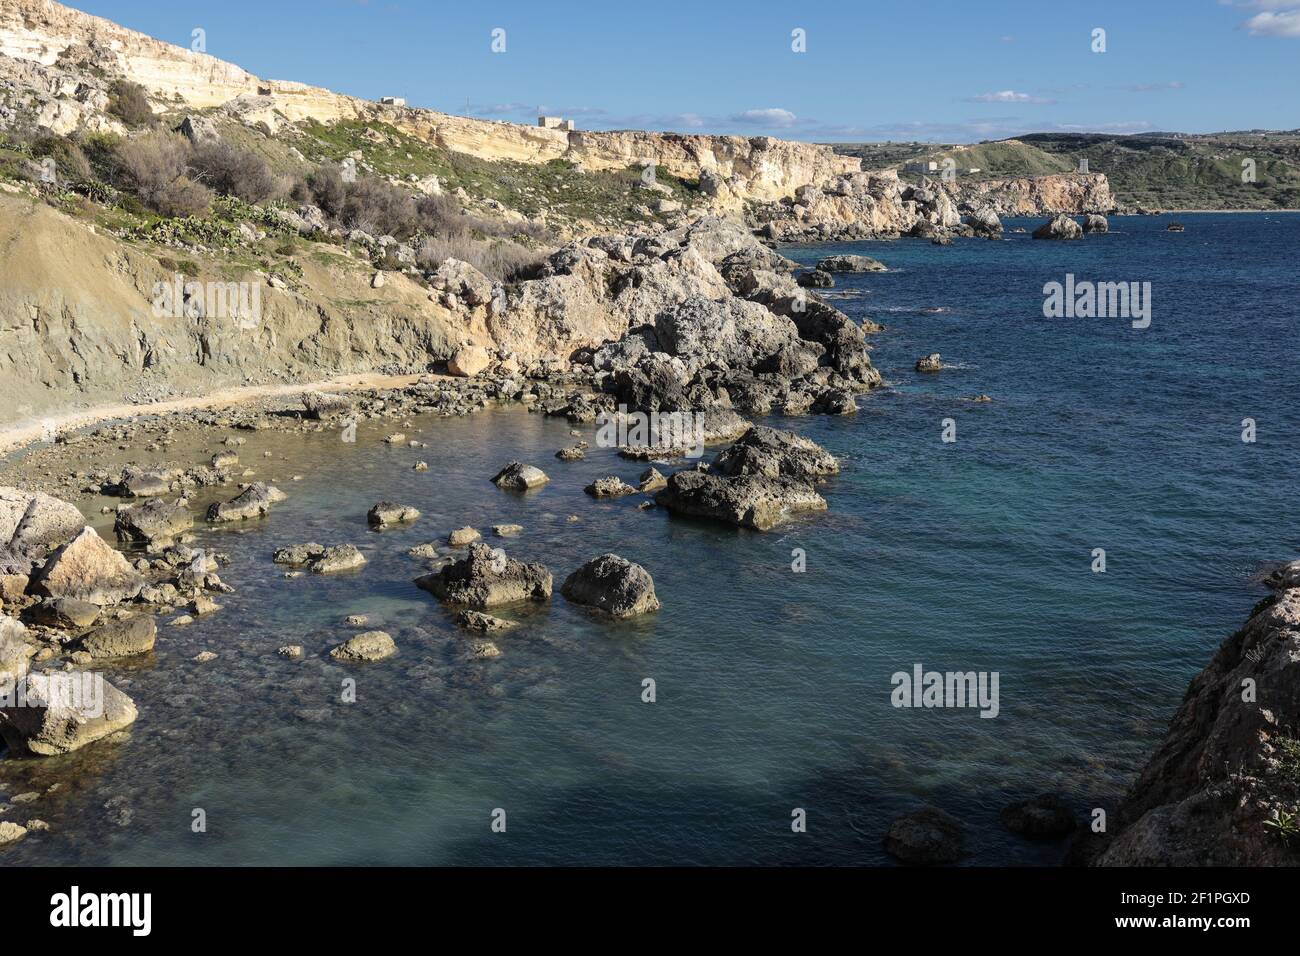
[831,131,1300,209]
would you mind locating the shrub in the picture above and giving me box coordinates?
[107,80,156,127]
[339,177,418,238]
[189,138,284,203]
[155,175,213,218]
[30,135,91,183]
[417,236,546,283]
[112,131,212,216]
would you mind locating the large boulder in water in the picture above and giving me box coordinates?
[30,527,143,606]
[73,616,157,659]
[1083,213,1109,234]
[491,462,549,491]
[206,483,286,522]
[114,499,191,546]
[415,543,552,609]
[0,672,138,756]
[964,206,1003,238]
[561,554,661,618]
[1032,214,1083,240]
[329,630,397,662]
[710,426,840,482]
[654,470,827,531]
[816,254,886,273]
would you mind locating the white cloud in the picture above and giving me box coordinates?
[963,90,1056,104]
[730,108,799,128]
[1244,9,1300,35]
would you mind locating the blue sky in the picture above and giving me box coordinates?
[75,0,1299,142]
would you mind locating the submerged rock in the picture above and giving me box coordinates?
[883,807,967,864]
[329,630,396,662]
[456,610,517,632]
[206,483,285,522]
[491,462,549,491]
[561,554,661,618]
[415,543,552,609]
[0,672,138,756]
[915,353,942,373]
[30,528,143,606]
[1000,794,1077,839]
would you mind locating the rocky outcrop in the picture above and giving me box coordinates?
[1032,215,1083,240]
[710,426,840,482]
[1090,568,1300,866]
[0,671,138,756]
[1083,213,1109,234]
[414,543,552,609]
[561,554,661,618]
[655,470,827,532]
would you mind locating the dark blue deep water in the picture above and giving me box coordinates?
[5,213,1298,865]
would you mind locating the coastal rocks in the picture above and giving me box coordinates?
[812,388,856,415]
[710,426,840,482]
[816,254,886,273]
[964,206,1003,239]
[491,462,549,491]
[456,610,517,632]
[655,470,827,532]
[915,353,942,373]
[30,528,143,606]
[0,616,34,682]
[653,295,822,382]
[206,482,286,522]
[555,445,586,462]
[302,391,352,421]
[0,487,84,561]
[561,554,661,618]
[1091,572,1300,865]
[1083,213,1109,234]
[329,630,396,662]
[309,545,366,574]
[115,468,171,499]
[448,527,480,546]
[415,543,552,609]
[0,822,26,846]
[273,543,324,566]
[367,502,421,527]
[1000,794,1077,839]
[448,345,491,378]
[1032,214,1083,240]
[883,807,967,864]
[638,468,667,493]
[491,524,523,537]
[585,476,638,499]
[429,257,494,308]
[797,269,834,288]
[113,499,191,546]
[278,645,304,659]
[73,616,157,659]
[0,672,138,756]
[28,597,99,628]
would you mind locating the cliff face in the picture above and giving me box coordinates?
[1090,565,1300,866]
[958,172,1116,217]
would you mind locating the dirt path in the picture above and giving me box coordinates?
[0,372,440,455]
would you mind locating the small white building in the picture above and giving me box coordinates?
[538,116,576,131]
[903,160,939,174]
[380,96,406,107]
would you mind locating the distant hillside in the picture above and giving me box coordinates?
[833,132,1300,210]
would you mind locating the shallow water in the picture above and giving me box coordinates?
[4,213,1298,865]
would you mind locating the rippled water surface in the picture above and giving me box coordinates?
[5,213,1298,865]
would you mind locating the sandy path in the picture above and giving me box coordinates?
[0,372,440,455]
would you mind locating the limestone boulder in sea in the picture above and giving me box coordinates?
[1032,214,1083,240]
[816,254,887,273]
[367,502,421,527]
[415,543,552,609]
[329,630,396,662]
[206,482,286,522]
[0,672,138,756]
[655,470,826,531]
[72,616,157,659]
[491,462,549,491]
[561,554,661,618]
[114,498,192,546]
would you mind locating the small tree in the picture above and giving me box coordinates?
[107,80,156,127]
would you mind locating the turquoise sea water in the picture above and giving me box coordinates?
[5,213,1298,865]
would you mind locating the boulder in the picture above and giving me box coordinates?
[329,630,396,662]
[74,616,157,659]
[309,545,366,574]
[29,528,143,606]
[0,822,26,846]
[273,543,325,566]
[999,794,1077,839]
[0,616,34,683]
[638,468,667,493]
[415,543,552,608]
[116,468,171,498]
[302,391,352,421]
[491,462,549,491]
[585,476,638,499]
[1032,214,1083,240]
[710,426,840,482]
[448,527,480,546]
[1083,213,1109,234]
[816,254,886,273]
[28,597,100,628]
[448,346,491,377]
[492,524,523,537]
[797,269,834,288]
[206,483,285,522]
[561,554,661,618]
[0,487,84,559]
[964,206,1003,238]
[429,257,494,306]
[367,502,421,527]
[915,353,942,373]
[883,807,967,864]
[655,470,827,531]
[0,672,138,756]
[114,499,191,545]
